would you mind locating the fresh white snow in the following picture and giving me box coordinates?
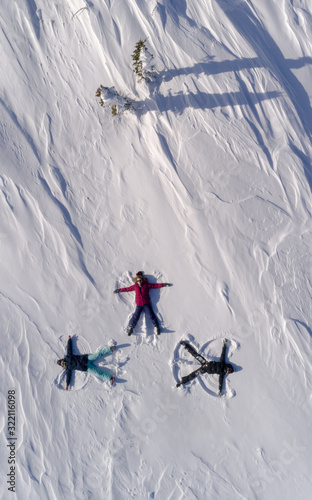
[1,0,312,498]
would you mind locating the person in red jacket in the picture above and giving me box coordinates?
[114,271,172,335]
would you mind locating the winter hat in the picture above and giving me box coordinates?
[225,364,234,374]
[134,271,146,282]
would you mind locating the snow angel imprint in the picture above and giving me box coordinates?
[57,336,115,389]
[114,271,172,335]
[177,339,234,396]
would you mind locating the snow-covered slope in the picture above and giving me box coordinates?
[1,0,312,498]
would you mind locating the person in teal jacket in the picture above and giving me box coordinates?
[57,336,115,389]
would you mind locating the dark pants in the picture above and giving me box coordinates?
[179,342,208,385]
[180,367,204,385]
[181,342,207,365]
[130,304,158,328]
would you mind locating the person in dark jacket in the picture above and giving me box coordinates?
[114,271,172,335]
[176,340,234,395]
[57,336,115,390]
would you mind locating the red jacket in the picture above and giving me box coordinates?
[119,281,166,305]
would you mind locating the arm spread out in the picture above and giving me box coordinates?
[66,368,72,388]
[148,283,166,289]
[218,373,225,394]
[67,337,73,356]
[119,285,136,293]
[220,342,226,364]
[66,337,73,388]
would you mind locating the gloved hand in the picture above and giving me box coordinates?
[113,289,120,294]
[164,283,172,287]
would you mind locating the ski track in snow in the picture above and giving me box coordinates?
[1,0,312,498]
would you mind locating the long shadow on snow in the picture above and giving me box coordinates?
[215,0,312,136]
[157,0,196,29]
[157,56,312,85]
[25,0,41,40]
[149,1,312,190]
[38,172,96,287]
[39,172,84,248]
[291,319,312,338]
[215,0,312,188]
[0,97,41,165]
[288,143,312,189]
[137,90,282,115]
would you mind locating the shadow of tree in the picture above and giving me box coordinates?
[135,86,282,175]
[137,89,282,115]
[215,0,312,135]
[214,0,312,188]
[146,0,312,190]
[157,56,312,84]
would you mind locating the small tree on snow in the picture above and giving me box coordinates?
[132,39,156,82]
[95,86,133,116]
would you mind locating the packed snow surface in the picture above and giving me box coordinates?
[1,0,312,499]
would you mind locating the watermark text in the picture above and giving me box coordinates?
[7,390,16,493]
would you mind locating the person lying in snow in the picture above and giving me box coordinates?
[176,340,234,395]
[114,271,172,335]
[57,336,115,390]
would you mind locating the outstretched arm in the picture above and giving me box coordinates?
[114,285,136,294]
[65,336,73,390]
[67,335,72,356]
[181,341,207,365]
[218,374,225,396]
[66,369,72,390]
[149,283,172,289]
[220,340,227,364]
[178,367,203,386]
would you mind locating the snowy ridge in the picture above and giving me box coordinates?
[1,0,312,499]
